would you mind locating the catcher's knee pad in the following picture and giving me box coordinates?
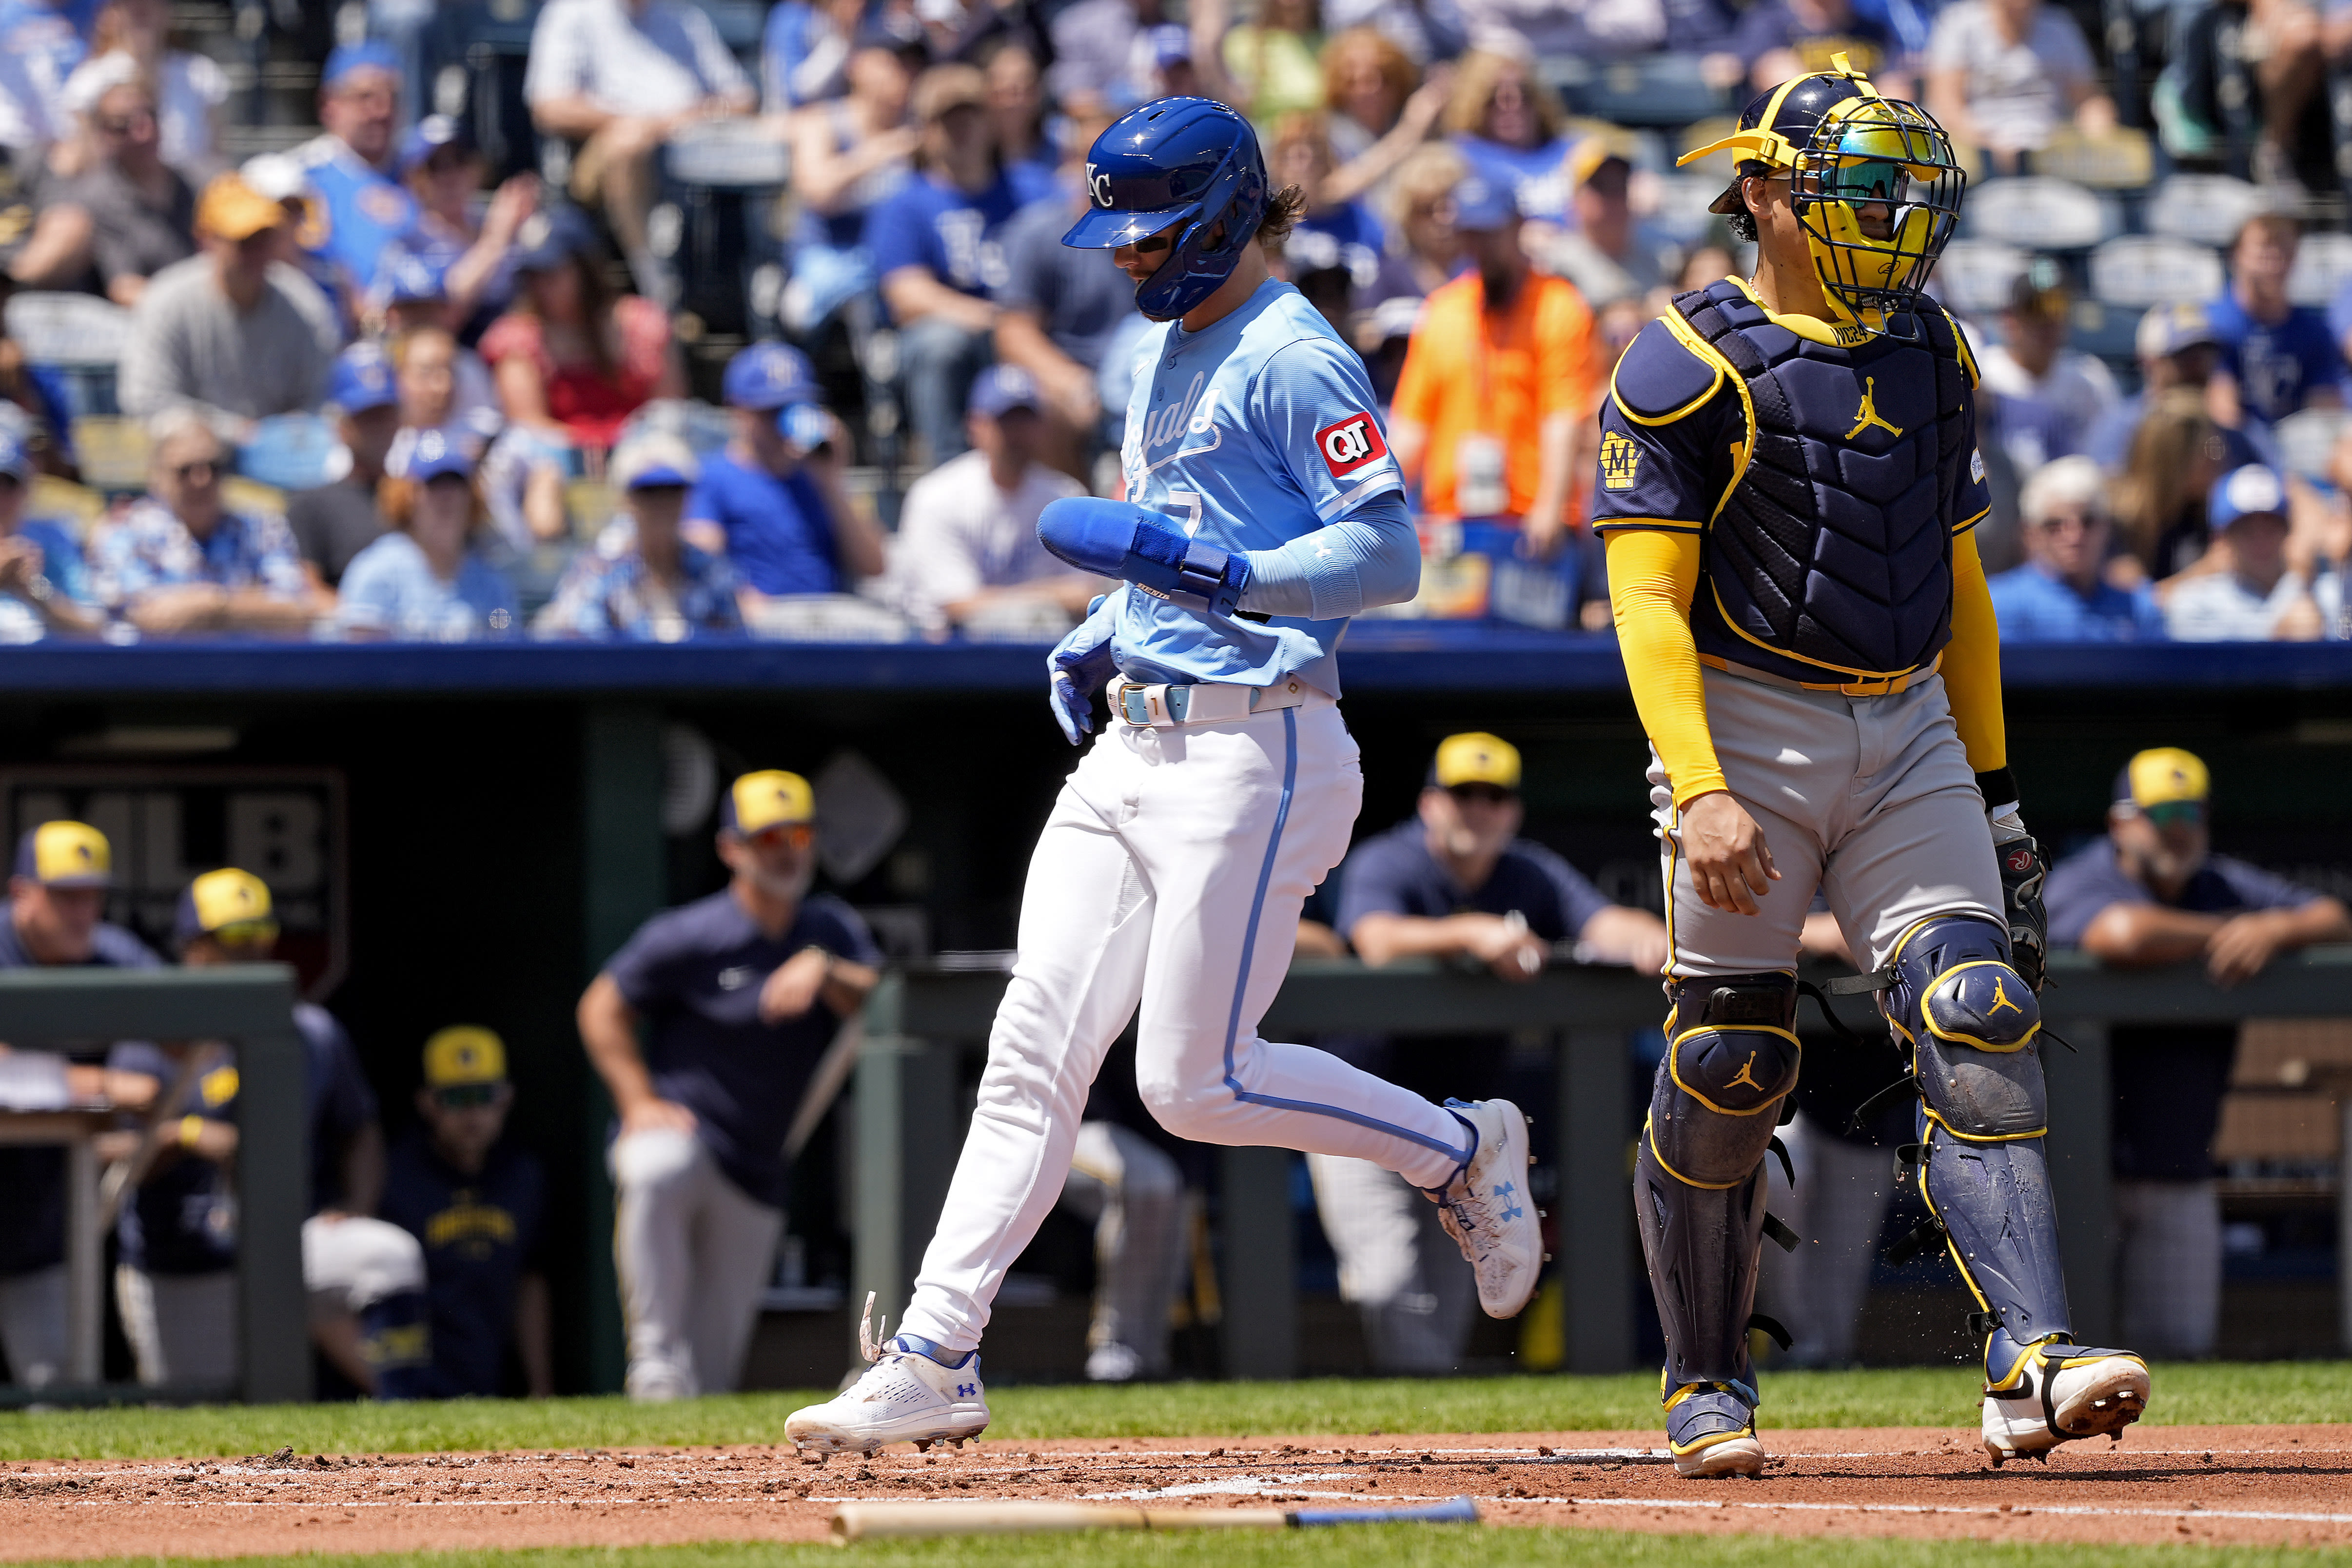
[1634,1133,1768,1393]
[1647,972,1801,1187]
[1884,917,2045,1140]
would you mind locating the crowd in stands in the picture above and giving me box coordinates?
[0,0,2332,644]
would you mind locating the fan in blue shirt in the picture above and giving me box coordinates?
[870,65,1028,462]
[683,342,882,600]
[1985,456,2165,641]
[2208,215,2346,426]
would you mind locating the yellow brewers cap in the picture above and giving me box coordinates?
[722,769,814,835]
[424,1025,507,1088]
[2120,746,2210,809]
[1432,732,1522,791]
[14,821,112,887]
[177,867,275,943]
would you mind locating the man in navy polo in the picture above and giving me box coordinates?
[0,821,157,1390]
[683,342,885,610]
[1309,733,1668,1371]
[577,769,881,1399]
[2045,747,2349,1361]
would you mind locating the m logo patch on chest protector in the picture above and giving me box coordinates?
[1845,376,1904,440]
[1316,413,1387,475]
[1600,431,1641,490]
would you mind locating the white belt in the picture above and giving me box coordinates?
[1115,677,1313,728]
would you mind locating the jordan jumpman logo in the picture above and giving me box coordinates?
[1725,1050,1764,1092]
[1845,377,1904,439]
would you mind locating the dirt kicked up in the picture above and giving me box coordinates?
[0,1425,2346,1559]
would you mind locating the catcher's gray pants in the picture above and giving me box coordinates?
[1652,669,2002,976]
[1756,1113,1894,1368]
[2116,1178,2221,1358]
[611,1128,784,1400]
[117,1266,236,1388]
[0,1265,65,1388]
[1058,1120,1186,1373]
[1306,1153,1477,1372]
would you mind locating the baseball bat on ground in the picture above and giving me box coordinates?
[830,1495,1478,1542]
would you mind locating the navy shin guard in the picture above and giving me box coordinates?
[1634,972,1799,1395]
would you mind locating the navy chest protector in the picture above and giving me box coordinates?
[1675,278,1971,680]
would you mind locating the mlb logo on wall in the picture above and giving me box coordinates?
[1316,413,1388,477]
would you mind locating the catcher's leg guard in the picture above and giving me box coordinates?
[1634,972,1800,1431]
[1884,915,2146,1451]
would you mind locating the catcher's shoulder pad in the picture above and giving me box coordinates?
[1610,316,1725,426]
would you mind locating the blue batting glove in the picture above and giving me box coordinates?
[1046,602,1118,745]
[1037,497,1251,618]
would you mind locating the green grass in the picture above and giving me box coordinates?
[24,1531,2352,1568]
[1,1363,2345,1463]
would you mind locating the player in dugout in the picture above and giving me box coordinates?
[1312,731,1668,1372]
[578,769,881,1401]
[1591,56,2147,1474]
[381,1026,552,1398]
[2044,748,2350,1360]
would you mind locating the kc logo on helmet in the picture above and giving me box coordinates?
[1315,413,1388,477]
[1088,164,1113,206]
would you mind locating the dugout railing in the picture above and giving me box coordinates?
[0,965,307,1406]
[854,947,2352,1378]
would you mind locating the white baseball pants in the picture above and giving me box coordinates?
[116,1266,237,1388]
[899,698,1473,1355]
[611,1127,783,1400]
[2115,1178,2221,1358]
[1306,1153,1478,1372]
[1059,1120,1187,1373]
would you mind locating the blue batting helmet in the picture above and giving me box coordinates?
[1062,97,1268,323]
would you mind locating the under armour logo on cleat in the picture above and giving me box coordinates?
[1502,1202,1526,1221]
[957,1384,976,1397]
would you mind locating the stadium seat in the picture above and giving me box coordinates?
[1959,176,2115,251]
[1540,55,1734,129]
[2087,235,2226,308]
[2142,174,2270,249]
[663,119,791,189]
[68,416,146,493]
[8,292,130,368]
[2030,124,2156,190]
[2288,230,2352,309]
[1645,172,1732,245]
[684,0,765,53]
[1933,239,2031,316]
[2067,299,2146,365]
[2272,406,2350,480]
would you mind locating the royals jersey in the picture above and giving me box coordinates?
[1590,277,1991,685]
[1112,277,1404,697]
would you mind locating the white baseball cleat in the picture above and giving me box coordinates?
[1981,1340,2150,1465]
[1431,1098,1544,1318]
[784,1294,990,1457]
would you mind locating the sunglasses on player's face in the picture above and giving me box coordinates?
[1129,231,1176,255]
[2140,800,2206,828]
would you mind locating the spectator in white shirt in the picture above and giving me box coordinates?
[1978,267,2118,477]
[525,0,757,304]
[890,364,1104,636]
[2166,464,2327,640]
[1924,0,2113,173]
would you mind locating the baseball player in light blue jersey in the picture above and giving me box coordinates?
[786,98,1542,1455]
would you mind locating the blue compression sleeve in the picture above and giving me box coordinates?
[1238,490,1419,619]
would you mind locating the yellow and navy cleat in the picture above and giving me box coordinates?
[1980,1339,2150,1465]
[1666,1381,1764,1478]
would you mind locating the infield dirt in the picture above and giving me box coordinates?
[1,1424,2348,1558]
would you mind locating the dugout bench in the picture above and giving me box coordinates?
[852,947,2352,1377]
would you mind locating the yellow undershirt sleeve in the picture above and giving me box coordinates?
[1605,528,1726,807]
[1943,527,2007,774]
